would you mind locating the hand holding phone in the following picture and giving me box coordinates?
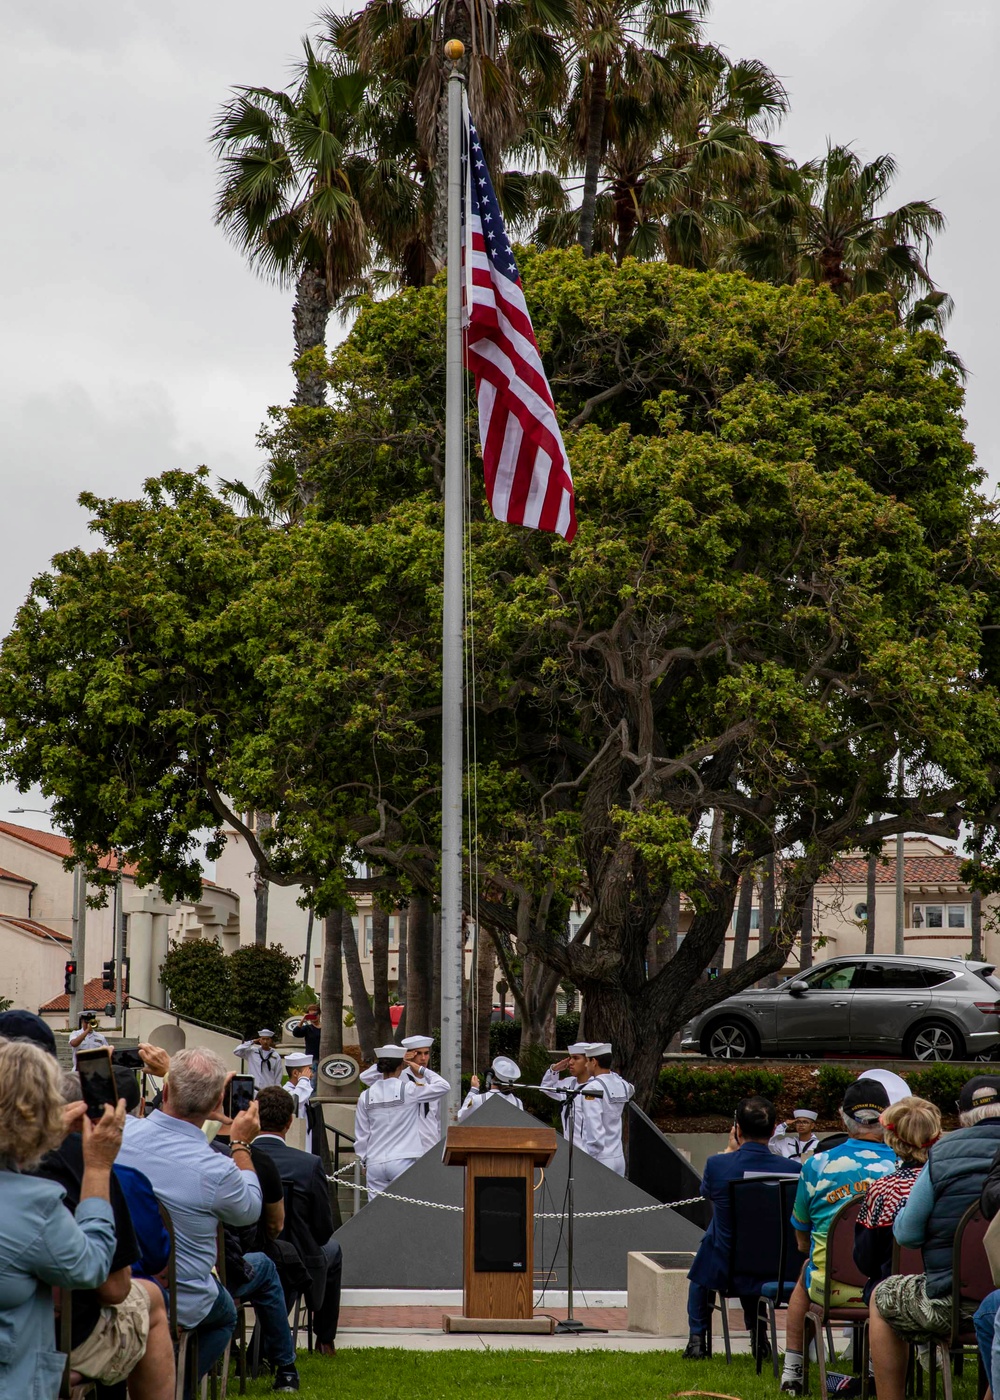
[223,1075,257,1121]
[76,1047,118,1121]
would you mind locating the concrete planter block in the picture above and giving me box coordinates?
[627,1251,695,1335]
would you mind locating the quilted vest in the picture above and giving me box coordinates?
[923,1119,1000,1297]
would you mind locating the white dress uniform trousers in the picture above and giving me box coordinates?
[354,1072,451,1196]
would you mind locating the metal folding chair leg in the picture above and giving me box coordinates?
[719,1297,732,1364]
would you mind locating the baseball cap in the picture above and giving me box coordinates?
[842,1077,890,1122]
[0,1010,58,1058]
[959,1076,1000,1113]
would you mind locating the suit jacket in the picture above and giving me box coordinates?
[688,1140,800,1293]
[253,1134,335,1305]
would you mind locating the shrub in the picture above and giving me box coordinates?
[655,1065,784,1116]
[489,1019,521,1059]
[159,939,235,1029]
[228,944,300,1039]
[814,1065,855,1115]
[909,1063,1000,1112]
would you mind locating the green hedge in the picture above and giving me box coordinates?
[655,1065,785,1116]
[488,1012,581,1061]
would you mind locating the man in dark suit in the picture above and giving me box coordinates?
[253,1087,343,1356]
[683,1094,801,1361]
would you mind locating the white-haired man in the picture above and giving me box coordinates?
[870,1075,1000,1400]
[116,1046,263,1386]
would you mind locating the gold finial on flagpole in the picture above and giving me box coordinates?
[444,39,465,60]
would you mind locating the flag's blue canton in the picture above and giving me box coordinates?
[469,122,518,283]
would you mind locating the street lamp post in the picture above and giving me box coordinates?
[11,807,86,1021]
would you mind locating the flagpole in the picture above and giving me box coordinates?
[439,40,466,1130]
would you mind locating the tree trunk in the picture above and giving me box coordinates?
[254,875,269,947]
[371,905,393,1045]
[664,889,680,959]
[342,910,376,1061]
[865,849,878,954]
[476,934,496,1074]
[732,870,754,968]
[801,885,814,971]
[319,913,344,1057]
[291,265,332,408]
[395,908,408,1041]
[405,895,432,1036]
[760,854,777,986]
[578,58,608,258]
[972,886,983,960]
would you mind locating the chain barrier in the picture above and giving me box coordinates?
[328,1161,704,1218]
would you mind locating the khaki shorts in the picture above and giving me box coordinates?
[873,1274,972,1342]
[71,1279,151,1384]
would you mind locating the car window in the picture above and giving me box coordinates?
[854,964,933,990]
[918,967,957,988]
[803,962,858,991]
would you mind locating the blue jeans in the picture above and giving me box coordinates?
[973,1288,1000,1393]
[231,1251,295,1370]
[190,1278,237,1391]
[688,1281,760,1334]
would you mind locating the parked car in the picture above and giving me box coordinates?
[680,955,1000,1061]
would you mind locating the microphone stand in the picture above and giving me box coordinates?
[525,1080,607,1335]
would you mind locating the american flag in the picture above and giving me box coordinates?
[463,113,577,542]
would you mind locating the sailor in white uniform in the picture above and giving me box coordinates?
[540,1041,599,1150]
[457,1055,525,1121]
[359,1033,449,1152]
[69,1012,111,1069]
[234,1029,284,1091]
[354,1044,451,1197]
[582,1043,634,1175]
[769,1107,820,1160]
[284,1050,315,1151]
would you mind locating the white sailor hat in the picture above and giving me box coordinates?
[491,1055,521,1083]
[567,1041,596,1055]
[587,1042,613,1057]
[257,1029,276,1039]
[284,1052,312,1068]
[374,1043,406,1060]
[792,1108,818,1122]
[401,1035,434,1049]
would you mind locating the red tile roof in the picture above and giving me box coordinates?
[0,821,139,875]
[0,916,71,945]
[824,854,965,887]
[0,866,34,886]
[38,976,116,1013]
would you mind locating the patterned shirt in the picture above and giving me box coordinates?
[857,1161,923,1229]
[791,1140,897,1289]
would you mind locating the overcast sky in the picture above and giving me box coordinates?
[1,0,997,827]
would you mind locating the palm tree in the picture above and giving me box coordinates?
[733,143,949,319]
[213,43,418,407]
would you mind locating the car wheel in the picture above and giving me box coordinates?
[702,1020,759,1060]
[906,1021,966,1062]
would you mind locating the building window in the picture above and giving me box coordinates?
[912,903,969,930]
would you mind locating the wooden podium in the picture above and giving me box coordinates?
[442,1124,558,1333]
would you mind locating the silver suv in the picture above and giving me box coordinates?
[681,955,1000,1061]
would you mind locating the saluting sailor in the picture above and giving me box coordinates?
[284,1050,315,1151]
[769,1107,820,1160]
[233,1028,284,1091]
[354,1043,451,1197]
[457,1055,525,1121]
[540,1041,598,1151]
[360,1033,449,1151]
[582,1043,634,1176]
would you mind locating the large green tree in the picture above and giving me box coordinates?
[2,254,996,1104]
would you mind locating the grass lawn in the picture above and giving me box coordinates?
[231,1346,983,1400]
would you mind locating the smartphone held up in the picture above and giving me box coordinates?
[76,1046,118,1120]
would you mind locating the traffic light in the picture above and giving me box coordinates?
[64,960,77,995]
[102,960,115,992]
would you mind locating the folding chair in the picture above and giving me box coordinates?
[711,1175,800,1364]
[924,1203,991,1400]
[57,1290,96,1400]
[758,1177,810,1377]
[158,1203,198,1400]
[802,1195,871,1398]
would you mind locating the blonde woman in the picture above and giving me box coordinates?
[0,1038,124,1399]
[854,1095,942,1299]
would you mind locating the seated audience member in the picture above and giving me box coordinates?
[780,1078,896,1395]
[211,1115,299,1392]
[869,1075,1000,1400]
[683,1095,799,1363]
[960,1105,1000,1398]
[116,1047,263,1388]
[109,1068,172,1281]
[854,1096,941,1300]
[254,1087,343,1358]
[34,1071,174,1400]
[0,1039,121,1400]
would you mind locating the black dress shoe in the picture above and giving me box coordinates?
[682,1332,708,1360]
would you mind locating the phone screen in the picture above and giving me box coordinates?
[76,1047,117,1120]
[224,1075,256,1120]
